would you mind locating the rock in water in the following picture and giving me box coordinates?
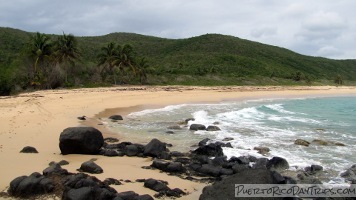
[189,124,206,131]
[266,157,289,172]
[294,139,310,147]
[59,127,104,155]
[108,115,123,120]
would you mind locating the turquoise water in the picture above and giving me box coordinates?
[105,96,356,183]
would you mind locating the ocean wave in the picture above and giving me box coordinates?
[128,104,188,117]
[264,104,296,114]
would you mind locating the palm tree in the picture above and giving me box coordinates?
[54,33,80,83]
[136,57,149,84]
[117,44,136,74]
[27,32,52,83]
[97,42,120,84]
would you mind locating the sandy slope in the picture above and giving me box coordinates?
[0,85,355,199]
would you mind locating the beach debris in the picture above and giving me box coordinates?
[108,114,123,120]
[294,139,310,147]
[77,116,86,120]
[104,137,119,143]
[19,146,38,153]
[266,157,290,172]
[189,124,206,131]
[253,146,270,155]
[59,127,104,155]
[206,125,221,131]
[78,160,103,174]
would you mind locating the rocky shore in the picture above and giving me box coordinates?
[2,124,355,200]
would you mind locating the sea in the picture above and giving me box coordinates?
[104,95,356,183]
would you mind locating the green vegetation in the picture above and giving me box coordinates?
[1,27,356,95]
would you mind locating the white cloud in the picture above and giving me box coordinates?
[0,0,356,59]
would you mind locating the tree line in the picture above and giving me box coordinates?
[21,32,149,91]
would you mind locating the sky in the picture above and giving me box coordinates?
[0,0,355,59]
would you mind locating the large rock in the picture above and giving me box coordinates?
[266,157,289,172]
[109,115,123,120]
[294,139,310,147]
[193,143,224,157]
[206,125,221,131]
[79,161,103,174]
[144,178,170,192]
[199,169,286,200]
[8,172,54,197]
[189,124,206,131]
[59,127,104,155]
[143,139,168,158]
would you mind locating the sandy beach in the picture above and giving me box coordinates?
[1,85,356,199]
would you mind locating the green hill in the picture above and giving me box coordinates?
[1,27,356,94]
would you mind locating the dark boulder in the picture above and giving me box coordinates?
[103,178,122,186]
[198,164,221,177]
[266,157,289,172]
[166,162,186,173]
[8,172,54,197]
[116,191,139,200]
[144,178,170,192]
[20,146,38,153]
[219,168,234,176]
[229,156,250,165]
[103,149,120,157]
[59,127,104,155]
[193,143,224,157]
[294,139,310,147]
[252,157,269,169]
[109,115,123,120]
[199,169,287,200]
[43,163,69,176]
[58,160,70,166]
[198,138,210,147]
[62,187,116,200]
[79,161,103,174]
[190,124,206,131]
[125,144,140,157]
[231,164,249,174]
[143,139,168,158]
[151,159,170,171]
[134,194,154,200]
[206,125,221,131]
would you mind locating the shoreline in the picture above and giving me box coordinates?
[1,85,356,198]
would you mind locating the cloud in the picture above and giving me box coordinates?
[0,0,356,59]
[316,46,343,57]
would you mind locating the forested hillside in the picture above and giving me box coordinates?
[1,27,355,95]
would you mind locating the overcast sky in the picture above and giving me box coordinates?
[1,0,355,59]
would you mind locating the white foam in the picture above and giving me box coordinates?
[128,104,187,117]
[265,104,296,114]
